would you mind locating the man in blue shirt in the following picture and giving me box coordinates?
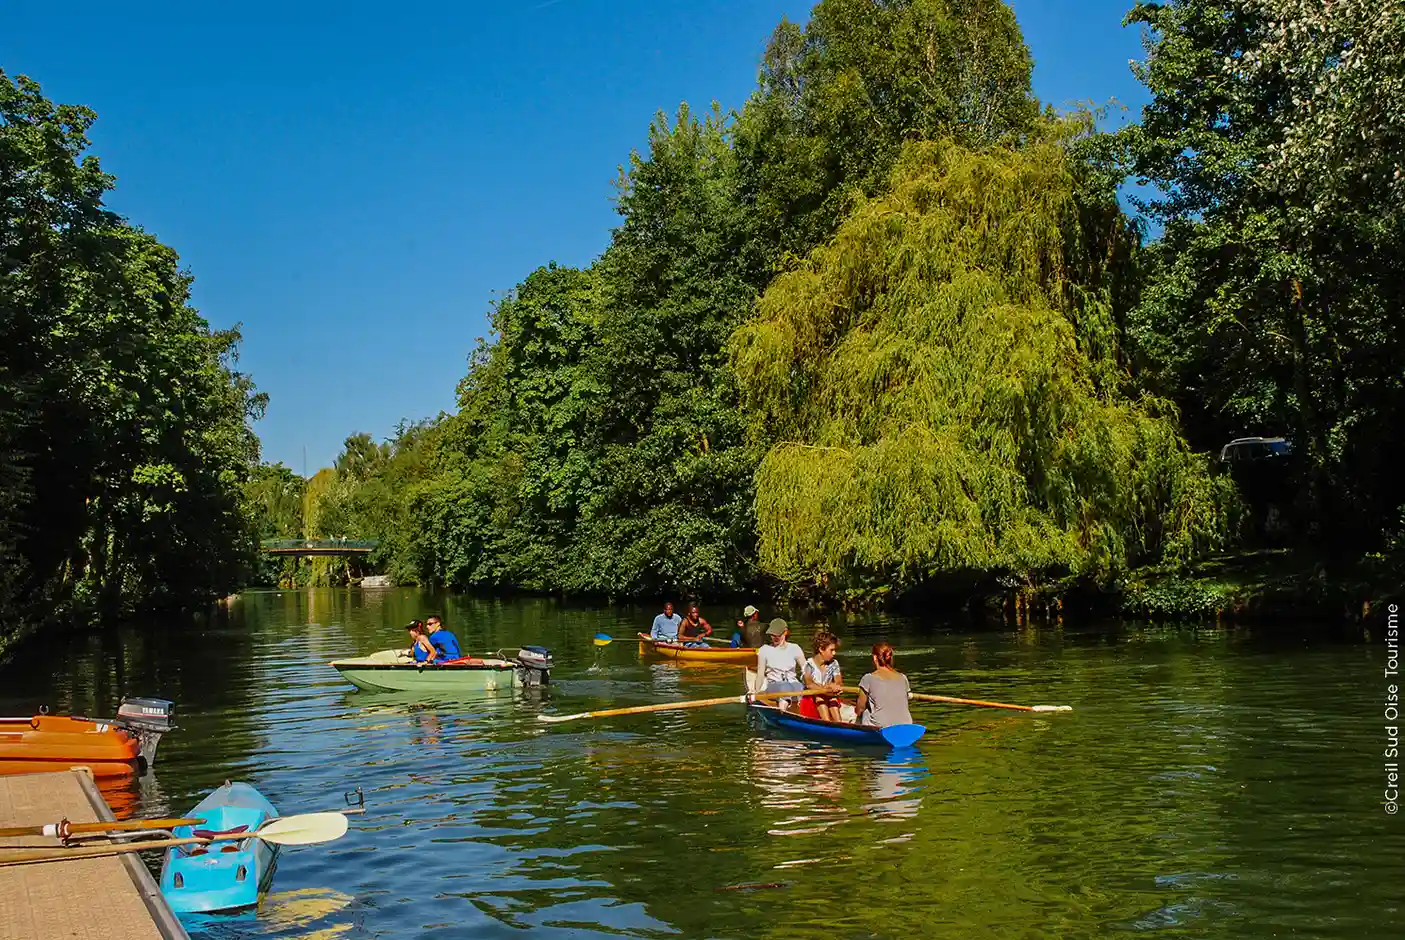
[424,615,462,661]
[650,602,682,641]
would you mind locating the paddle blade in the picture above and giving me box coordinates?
[1032,705,1073,712]
[880,724,926,748]
[255,812,349,845]
[592,634,612,647]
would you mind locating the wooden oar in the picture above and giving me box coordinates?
[0,816,205,840]
[539,689,829,724]
[0,811,350,867]
[876,688,1072,713]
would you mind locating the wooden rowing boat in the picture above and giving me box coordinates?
[637,634,757,664]
[743,669,925,748]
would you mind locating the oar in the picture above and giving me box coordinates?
[0,816,205,840]
[539,689,830,724]
[904,690,1072,713]
[0,812,350,867]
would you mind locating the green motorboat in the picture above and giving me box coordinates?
[329,647,553,694]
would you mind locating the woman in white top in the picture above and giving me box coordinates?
[755,618,806,708]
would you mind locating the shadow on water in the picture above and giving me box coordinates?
[1,589,1402,939]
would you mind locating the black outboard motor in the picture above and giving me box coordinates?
[113,697,176,774]
[515,646,553,686]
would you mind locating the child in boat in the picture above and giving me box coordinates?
[756,619,806,709]
[801,629,844,721]
[424,615,462,660]
[406,621,436,663]
[853,642,913,728]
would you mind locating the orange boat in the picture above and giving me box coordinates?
[0,697,175,778]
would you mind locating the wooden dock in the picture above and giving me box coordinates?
[0,769,187,940]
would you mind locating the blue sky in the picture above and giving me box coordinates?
[4,1,1151,472]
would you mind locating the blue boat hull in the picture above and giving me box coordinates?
[160,781,280,913]
[749,703,903,745]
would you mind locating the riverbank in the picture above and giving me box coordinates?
[1111,548,1401,623]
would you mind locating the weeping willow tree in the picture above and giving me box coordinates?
[730,136,1233,595]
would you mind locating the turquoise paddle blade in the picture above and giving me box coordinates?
[880,724,926,748]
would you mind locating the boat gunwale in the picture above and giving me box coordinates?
[330,660,517,672]
[747,702,883,736]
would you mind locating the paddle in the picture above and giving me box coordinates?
[878,724,927,748]
[593,633,612,647]
[0,812,351,868]
[539,688,830,724]
[0,816,205,841]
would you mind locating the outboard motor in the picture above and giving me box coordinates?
[514,646,553,686]
[113,697,177,774]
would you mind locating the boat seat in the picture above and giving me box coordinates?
[192,824,249,840]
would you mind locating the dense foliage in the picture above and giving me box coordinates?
[1115,0,1405,553]
[0,71,264,648]
[733,136,1231,597]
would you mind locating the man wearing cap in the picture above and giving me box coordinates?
[755,618,806,708]
[734,604,765,649]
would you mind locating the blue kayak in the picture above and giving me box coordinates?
[160,781,280,914]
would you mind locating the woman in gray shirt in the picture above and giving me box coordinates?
[854,642,912,728]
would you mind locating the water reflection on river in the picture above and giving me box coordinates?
[1,589,1400,939]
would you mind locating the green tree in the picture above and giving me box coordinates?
[1116,0,1405,550]
[1,70,263,642]
[736,0,1038,263]
[731,137,1231,597]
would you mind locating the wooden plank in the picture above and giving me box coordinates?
[0,770,187,940]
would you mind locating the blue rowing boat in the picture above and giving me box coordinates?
[159,781,280,914]
[743,670,925,748]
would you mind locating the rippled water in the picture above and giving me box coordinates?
[2,590,1401,939]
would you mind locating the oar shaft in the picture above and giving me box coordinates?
[0,836,211,867]
[0,817,204,839]
[542,689,829,723]
[840,687,1062,712]
[911,692,1035,712]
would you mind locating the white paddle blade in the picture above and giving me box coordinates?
[1031,705,1074,712]
[538,712,586,724]
[256,812,349,845]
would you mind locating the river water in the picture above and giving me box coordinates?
[1,589,1400,939]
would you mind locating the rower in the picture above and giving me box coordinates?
[853,642,913,728]
[424,615,462,660]
[677,604,712,647]
[756,619,806,709]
